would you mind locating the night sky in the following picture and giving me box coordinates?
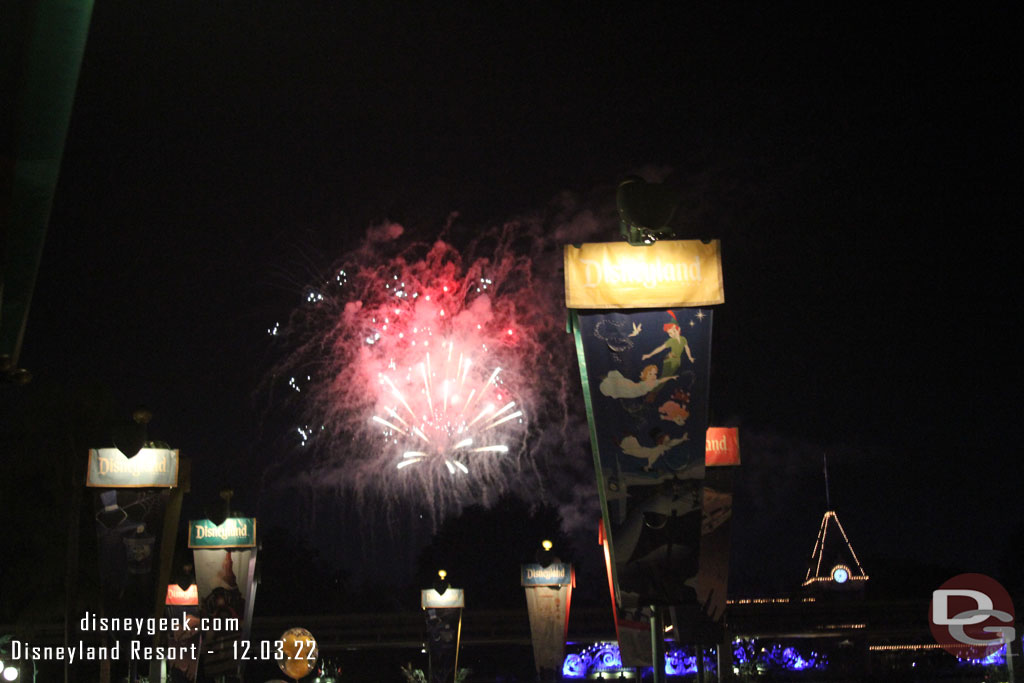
[11,4,1021,600]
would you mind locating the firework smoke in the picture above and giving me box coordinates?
[265,208,609,528]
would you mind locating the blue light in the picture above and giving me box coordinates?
[728,638,828,676]
[979,645,1006,667]
[780,647,812,671]
[590,643,623,671]
[562,654,587,679]
[564,642,724,678]
[561,643,622,678]
[664,649,716,676]
[664,649,691,676]
[764,644,827,672]
[957,644,1007,667]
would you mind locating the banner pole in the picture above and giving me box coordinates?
[569,309,617,593]
[1007,638,1015,683]
[650,606,665,683]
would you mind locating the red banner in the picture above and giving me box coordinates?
[705,427,740,466]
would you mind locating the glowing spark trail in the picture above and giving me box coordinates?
[484,410,524,431]
[371,415,405,433]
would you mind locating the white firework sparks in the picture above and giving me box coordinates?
[373,340,523,473]
[262,218,590,528]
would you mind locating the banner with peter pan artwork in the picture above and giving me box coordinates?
[572,307,712,608]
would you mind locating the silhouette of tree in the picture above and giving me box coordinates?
[0,380,115,625]
[862,555,964,600]
[255,525,351,615]
[998,521,1024,607]
[415,493,573,608]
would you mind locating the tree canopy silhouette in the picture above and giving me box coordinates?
[415,494,573,609]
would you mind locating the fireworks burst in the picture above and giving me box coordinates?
[374,339,523,473]
[263,219,585,525]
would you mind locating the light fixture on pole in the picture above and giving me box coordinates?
[433,569,449,595]
[205,487,235,527]
[112,407,152,458]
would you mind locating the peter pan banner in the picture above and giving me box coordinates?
[564,240,724,309]
[573,307,712,607]
[522,563,574,674]
[192,536,258,678]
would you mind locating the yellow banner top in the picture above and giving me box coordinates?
[564,240,724,308]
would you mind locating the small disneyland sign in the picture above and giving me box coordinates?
[521,563,573,586]
[188,518,257,548]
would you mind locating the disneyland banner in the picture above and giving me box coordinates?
[92,488,171,621]
[564,240,724,309]
[705,427,740,467]
[87,448,179,488]
[422,589,464,683]
[521,563,575,675]
[573,307,712,608]
[190,523,258,679]
[164,584,201,681]
[695,465,735,625]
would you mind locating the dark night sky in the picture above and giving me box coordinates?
[14,4,1021,597]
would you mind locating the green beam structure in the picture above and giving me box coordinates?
[1,0,95,377]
